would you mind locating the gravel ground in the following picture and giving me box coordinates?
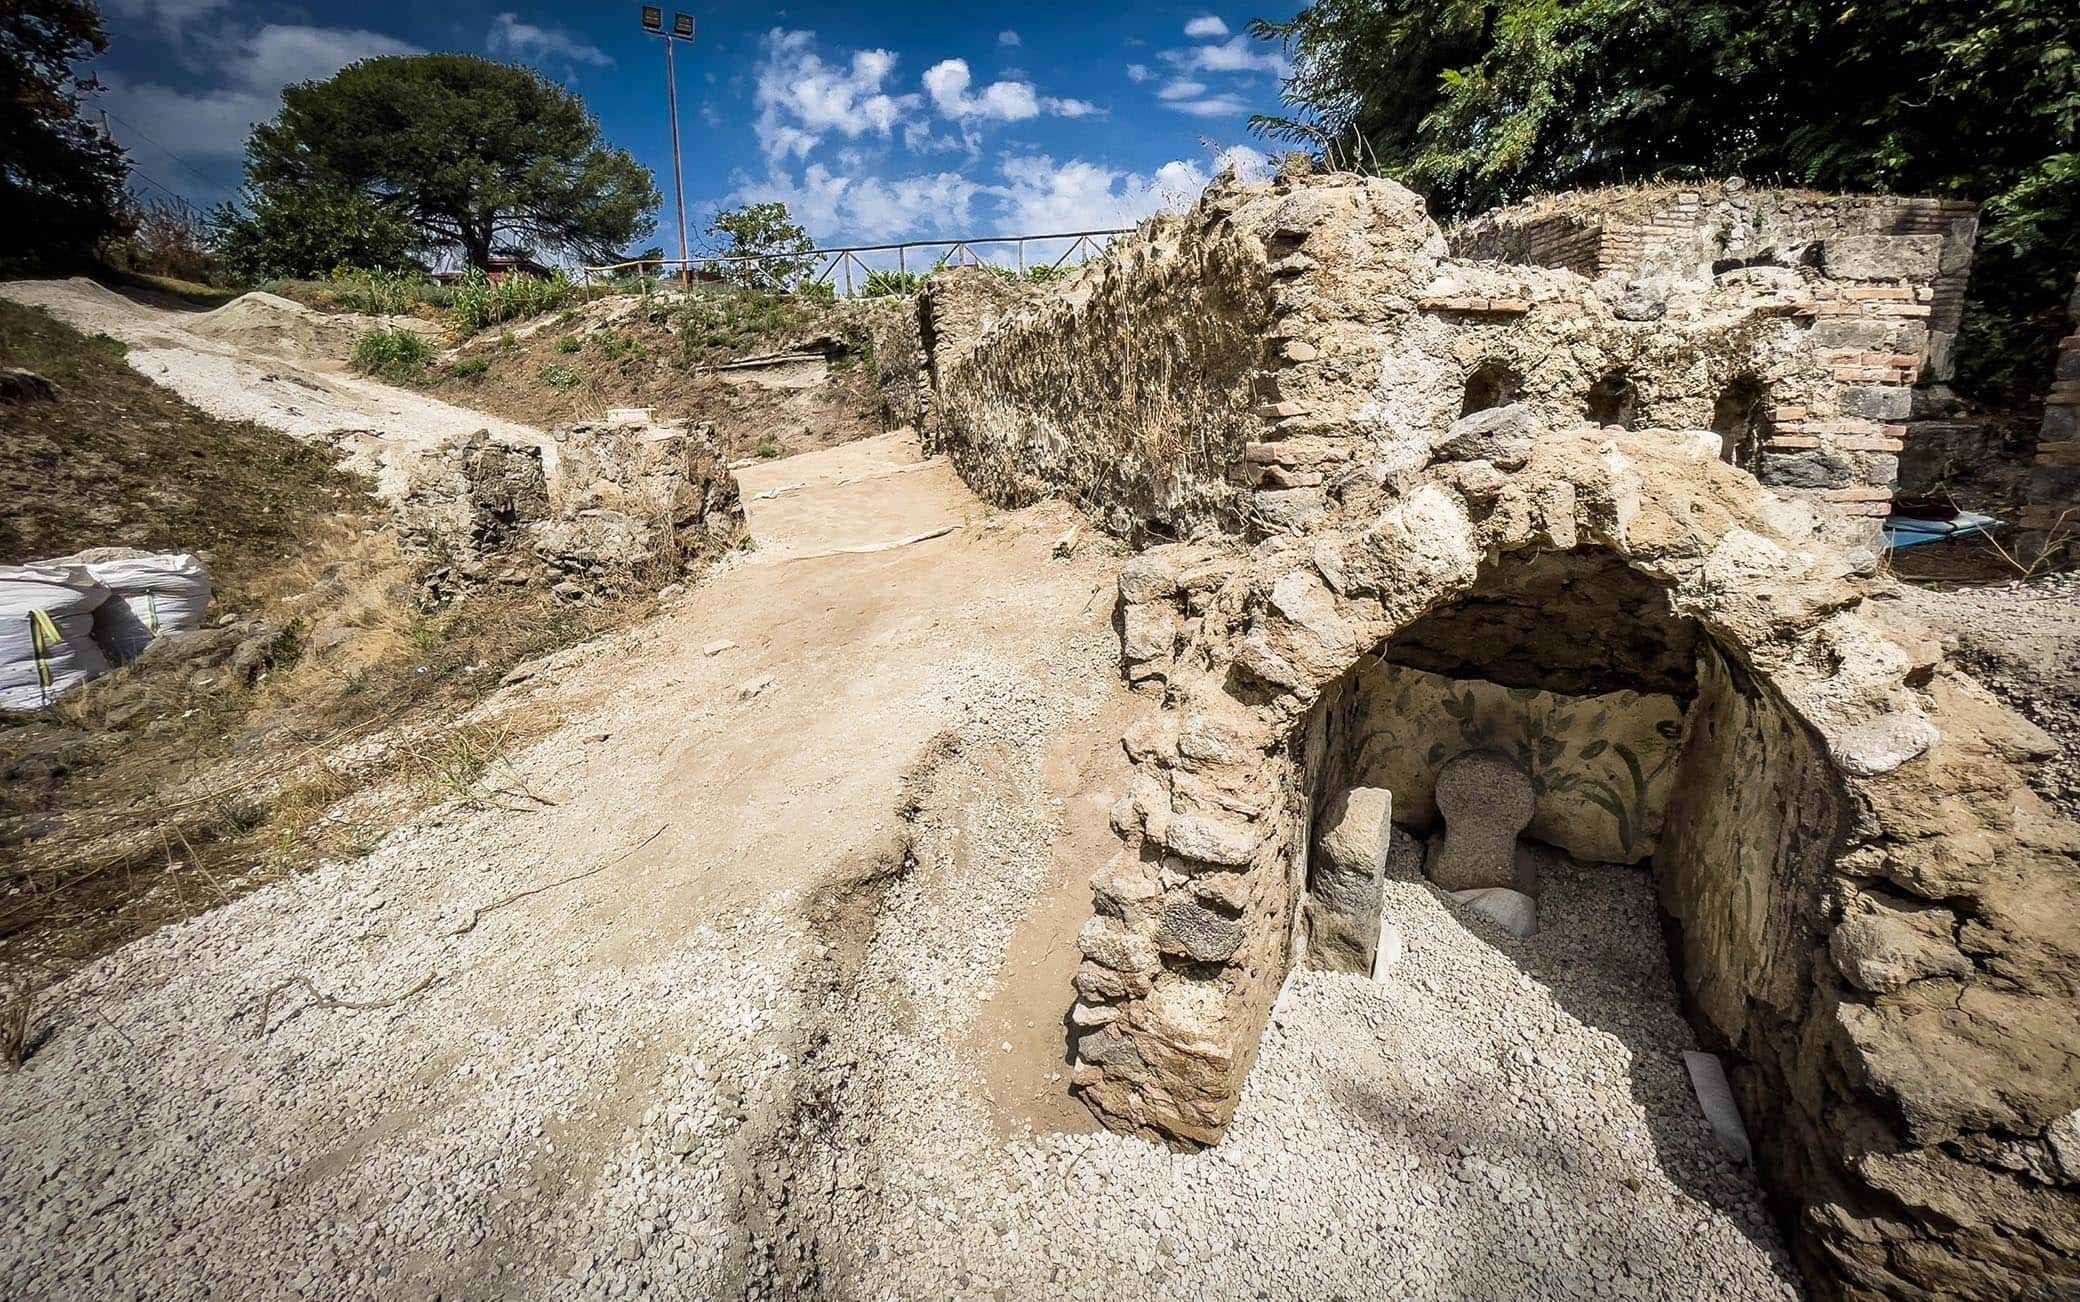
[1894,571,2080,817]
[758,692,1800,1300]
[1,428,1798,1299]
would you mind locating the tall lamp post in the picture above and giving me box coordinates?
[641,7,696,282]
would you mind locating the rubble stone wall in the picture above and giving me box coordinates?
[920,231,1278,539]
[2020,272,2080,560]
[1094,426,2080,1298]
[397,417,742,601]
[926,168,2071,1297]
[924,173,1973,543]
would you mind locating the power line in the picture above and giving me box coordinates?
[100,107,233,197]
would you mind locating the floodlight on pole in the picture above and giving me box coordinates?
[640,8,696,280]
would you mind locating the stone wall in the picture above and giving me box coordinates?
[919,225,1280,539]
[923,172,1976,544]
[2020,272,2080,561]
[397,416,742,601]
[1090,422,2080,1297]
[928,167,2072,1297]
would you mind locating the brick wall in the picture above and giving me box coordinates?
[2020,273,2080,560]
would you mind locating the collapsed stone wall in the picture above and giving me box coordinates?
[2020,272,2080,562]
[397,416,742,601]
[926,173,1969,544]
[920,169,2075,1298]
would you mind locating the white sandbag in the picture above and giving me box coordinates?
[77,551,211,663]
[0,565,110,711]
[1683,1050,1754,1163]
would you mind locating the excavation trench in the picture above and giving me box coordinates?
[1289,550,1849,1152]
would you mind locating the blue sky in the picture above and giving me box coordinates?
[89,1,1302,262]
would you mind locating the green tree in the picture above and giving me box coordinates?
[1252,0,2080,397]
[706,202,817,290]
[2,0,131,269]
[211,186,419,282]
[242,54,658,270]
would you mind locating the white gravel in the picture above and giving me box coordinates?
[0,278,551,498]
[749,683,1800,1300]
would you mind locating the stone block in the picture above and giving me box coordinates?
[1758,452,1854,490]
[1433,403,1537,470]
[1839,385,1913,420]
[1156,899,1246,963]
[1425,751,1534,892]
[1820,234,1943,281]
[1829,898,1971,993]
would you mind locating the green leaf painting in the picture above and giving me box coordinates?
[1347,663,1685,863]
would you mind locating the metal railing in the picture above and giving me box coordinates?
[580,228,1132,296]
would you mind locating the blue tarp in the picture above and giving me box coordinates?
[1882,512,2003,549]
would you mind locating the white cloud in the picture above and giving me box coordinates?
[1183,16,1230,38]
[922,58,1097,124]
[998,30,1022,46]
[737,163,981,241]
[1163,92,1251,118]
[1126,63,1153,83]
[1156,79,1207,100]
[754,29,923,163]
[1173,36,1289,76]
[737,145,1269,245]
[99,23,421,164]
[488,13,613,68]
[994,149,1264,232]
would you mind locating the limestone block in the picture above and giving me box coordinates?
[1074,960,1153,1002]
[1433,403,1537,470]
[1122,601,1181,663]
[1156,899,1246,963]
[1451,886,1538,939]
[1425,751,1535,891]
[1253,487,1328,531]
[1317,786,1392,879]
[1091,854,1163,926]
[1078,917,1159,975]
[1307,786,1393,972]
[1829,897,1972,994]
[1153,811,1259,867]
[1821,234,1943,282]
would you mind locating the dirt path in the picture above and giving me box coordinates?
[0,429,1140,1299]
[0,278,548,498]
[2,296,1801,1298]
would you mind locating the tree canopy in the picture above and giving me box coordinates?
[2,0,130,268]
[707,202,816,289]
[211,186,420,283]
[1252,0,2080,396]
[242,54,659,270]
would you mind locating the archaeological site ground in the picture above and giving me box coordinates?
[4,164,2078,1302]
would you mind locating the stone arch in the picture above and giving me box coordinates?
[1459,359,1523,416]
[1585,369,1640,428]
[1083,426,2080,1294]
[1712,374,1773,471]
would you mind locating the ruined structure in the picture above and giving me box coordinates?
[397,414,741,600]
[2021,272,2080,563]
[918,172,2080,1299]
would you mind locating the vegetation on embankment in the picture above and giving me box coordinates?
[409,286,919,460]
